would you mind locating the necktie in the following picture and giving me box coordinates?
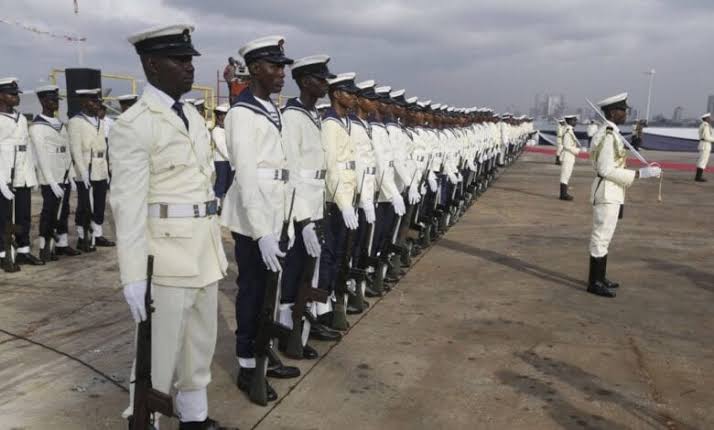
[172,102,189,131]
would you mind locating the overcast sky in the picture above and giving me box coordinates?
[1,0,712,118]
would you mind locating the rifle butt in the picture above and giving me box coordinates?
[249,358,269,406]
[283,325,304,359]
[330,294,350,331]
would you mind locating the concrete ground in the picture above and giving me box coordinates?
[1,147,713,430]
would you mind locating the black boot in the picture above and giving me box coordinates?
[236,367,277,402]
[179,417,239,430]
[587,256,615,298]
[16,253,45,266]
[1,256,20,273]
[56,246,81,256]
[266,347,300,379]
[95,236,116,247]
[555,156,561,165]
[695,168,707,182]
[559,183,573,201]
[601,254,619,289]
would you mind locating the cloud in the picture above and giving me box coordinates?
[1,0,712,117]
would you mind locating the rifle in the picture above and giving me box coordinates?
[2,144,20,272]
[130,255,174,430]
[249,189,295,406]
[410,154,434,248]
[331,172,365,331]
[394,169,422,267]
[44,159,73,258]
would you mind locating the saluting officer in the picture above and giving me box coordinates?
[111,24,231,429]
[30,85,81,261]
[279,54,339,355]
[559,114,581,201]
[68,87,115,250]
[221,35,300,402]
[0,78,43,270]
[587,93,661,298]
[695,112,712,182]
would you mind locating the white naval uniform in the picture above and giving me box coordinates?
[29,115,74,186]
[588,123,636,258]
[555,123,564,158]
[559,124,580,185]
[350,115,376,208]
[322,110,357,210]
[0,112,37,188]
[68,114,109,182]
[371,121,400,203]
[697,120,713,169]
[110,84,228,421]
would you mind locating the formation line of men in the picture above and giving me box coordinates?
[101,25,535,429]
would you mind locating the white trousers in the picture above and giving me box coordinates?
[589,203,620,257]
[697,142,711,169]
[123,282,218,423]
[559,152,575,185]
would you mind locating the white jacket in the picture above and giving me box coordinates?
[589,123,636,205]
[68,114,109,181]
[0,112,37,187]
[29,115,74,185]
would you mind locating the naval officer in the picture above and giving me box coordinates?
[221,35,300,403]
[559,114,581,201]
[110,24,231,429]
[695,113,712,182]
[587,93,661,298]
[30,85,81,261]
[0,78,43,271]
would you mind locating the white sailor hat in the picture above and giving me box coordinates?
[35,85,61,98]
[117,93,138,102]
[390,89,407,107]
[597,92,628,110]
[327,72,359,93]
[128,24,200,56]
[291,55,335,80]
[700,112,711,120]
[316,102,331,110]
[193,98,205,107]
[214,103,229,113]
[431,103,442,110]
[418,99,432,107]
[239,35,293,65]
[447,107,455,113]
[356,80,380,100]
[563,114,579,120]
[183,98,195,104]
[406,96,418,104]
[76,88,102,97]
[0,77,22,94]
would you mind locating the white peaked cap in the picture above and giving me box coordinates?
[389,89,405,98]
[117,93,138,101]
[239,35,285,58]
[215,103,230,113]
[375,86,391,94]
[327,72,356,85]
[76,88,101,95]
[597,92,628,107]
[127,24,195,45]
[356,80,375,90]
[292,54,330,69]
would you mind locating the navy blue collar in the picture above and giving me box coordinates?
[32,114,64,132]
[282,97,321,130]
[231,87,282,131]
[0,111,20,122]
[324,108,351,134]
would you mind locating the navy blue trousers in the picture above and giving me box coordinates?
[372,202,396,256]
[75,180,108,227]
[213,161,234,198]
[40,184,71,239]
[232,232,269,359]
[280,221,309,304]
[318,204,347,293]
[0,186,32,249]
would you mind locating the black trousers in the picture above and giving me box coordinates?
[280,221,309,304]
[40,184,71,239]
[233,232,270,359]
[318,204,347,294]
[75,179,108,227]
[372,202,396,256]
[0,186,32,250]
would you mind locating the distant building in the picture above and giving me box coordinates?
[531,93,565,119]
[672,106,684,122]
[707,95,714,114]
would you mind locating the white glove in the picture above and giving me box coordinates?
[123,280,147,323]
[70,178,77,192]
[81,172,90,189]
[341,207,359,230]
[258,233,285,272]
[639,166,662,179]
[364,204,376,224]
[391,195,406,216]
[0,182,14,200]
[408,184,420,204]
[428,171,438,192]
[301,222,321,258]
[420,183,427,196]
[448,172,459,184]
[49,182,64,199]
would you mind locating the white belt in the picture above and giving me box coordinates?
[148,200,218,218]
[337,161,356,170]
[298,169,326,180]
[257,168,289,182]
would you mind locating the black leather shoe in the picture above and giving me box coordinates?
[309,322,342,341]
[364,283,382,298]
[127,415,157,430]
[179,417,239,430]
[1,257,20,273]
[76,240,96,253]
[95,236,116,247]
[266,364,300,379]
[587,282,616,298]
[603,278,619,289]
[40,247,57,262]
[302,344,319,360]
[16,253,45,266]
[237,367,277,402]
[56,246,81,256]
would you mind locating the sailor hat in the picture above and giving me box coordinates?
[375,86,392,102]
[316,102,331,110]
[700,113,711,120]
[390,89,406,107]
[214,103,230,113]
[76,88,102,97]
[128,24,200,56]
[356,80,380,100]
[193,98,205,107]
[240,35,293,65]
[597,92,628,110]
[291,55,335,80]
[563,114,579,120]
[431,103,442,110]
[447,107,455,113]
[35,85,61,98]
[117,94,138,102]
[0,77,22,94]
[328,73,359,93]
[183,98,195,104]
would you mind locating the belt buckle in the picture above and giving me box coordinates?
[282,169,289,182]
[273,169,280,180]
[193,204,200,218]
[159,204,168,219]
